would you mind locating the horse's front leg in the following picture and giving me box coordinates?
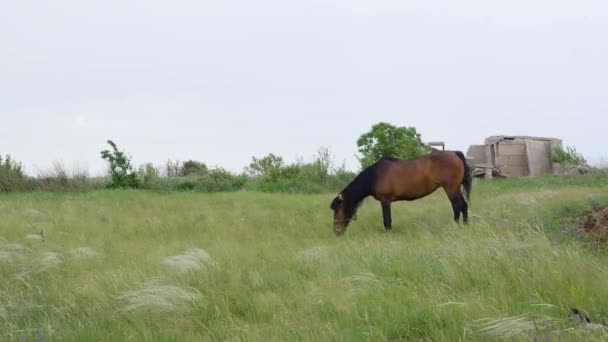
[381,202,392,231]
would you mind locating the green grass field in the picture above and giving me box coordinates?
[2,175,608,341]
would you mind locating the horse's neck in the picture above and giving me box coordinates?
[344,166,374,204]
[348,188,370,205]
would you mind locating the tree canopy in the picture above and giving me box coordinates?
[356,122,430,168]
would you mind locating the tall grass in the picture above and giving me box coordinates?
[1,156,108,193]
[36,162,106,192]
[1,178,608,340]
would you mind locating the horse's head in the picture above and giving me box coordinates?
[330,193,350,235]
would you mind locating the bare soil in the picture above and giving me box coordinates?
[579,206,608,243]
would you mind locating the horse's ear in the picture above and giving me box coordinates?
[330,194,343,210]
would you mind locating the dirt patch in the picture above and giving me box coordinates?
[579,206,608,243]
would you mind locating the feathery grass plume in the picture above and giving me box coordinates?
[40,252,62,268]
[296,246,329,262]
[1,242,27,264]
[163,248,215,273]
[341,272,385,296]
[24,234,43,242]
[0,251,13,263]
[117,278,202,313]
[69,247,100,259]
[473,314,559,339]
[0,243,27,253]
[20,208,44,219]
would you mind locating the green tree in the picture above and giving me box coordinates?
[356,122,430,168]
[100,140,140,188]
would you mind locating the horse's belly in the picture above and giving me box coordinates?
[394,183,440,201]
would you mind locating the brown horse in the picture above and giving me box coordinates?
[330,150,472,235]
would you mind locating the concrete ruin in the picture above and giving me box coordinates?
[466,135,563,178]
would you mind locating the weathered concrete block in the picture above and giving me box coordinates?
[468,135,564,178]
[498,155,528,167]
[466,145,487,165]
[552,162,589,176]
[498,141,526,156]
[526,140,552,176]
[549,140,563,160]
[500,164,528,177]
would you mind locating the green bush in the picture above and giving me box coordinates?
[164,159,181,178]
[141,167,247,193]
[180,160,208,176]
[246,153,284,177]
[243,148,355,193]
[194,168,247,192]
[138,148,355,194]
[0,154,32,192]
[137,163,161,189]
[552,146,587,165]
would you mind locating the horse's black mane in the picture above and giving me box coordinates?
[331,157,397,220]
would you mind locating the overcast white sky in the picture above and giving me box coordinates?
[1,0,607,176]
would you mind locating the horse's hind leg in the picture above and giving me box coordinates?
[381,202,392,230]
[449,195,461,223]
[448,192,467,224]
[461,194,468,224]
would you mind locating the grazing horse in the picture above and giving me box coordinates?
[329,150,472,235]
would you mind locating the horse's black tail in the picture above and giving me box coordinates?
[454,151,472,203]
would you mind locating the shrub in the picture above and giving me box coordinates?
[100,140,141,189]
[140,166,247,193]
[180,160,208,177]
[246,154,284,177]
[137,163,161,188]
[194,167,247,192]
[0,154,31,192]
[164,159,182,178]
